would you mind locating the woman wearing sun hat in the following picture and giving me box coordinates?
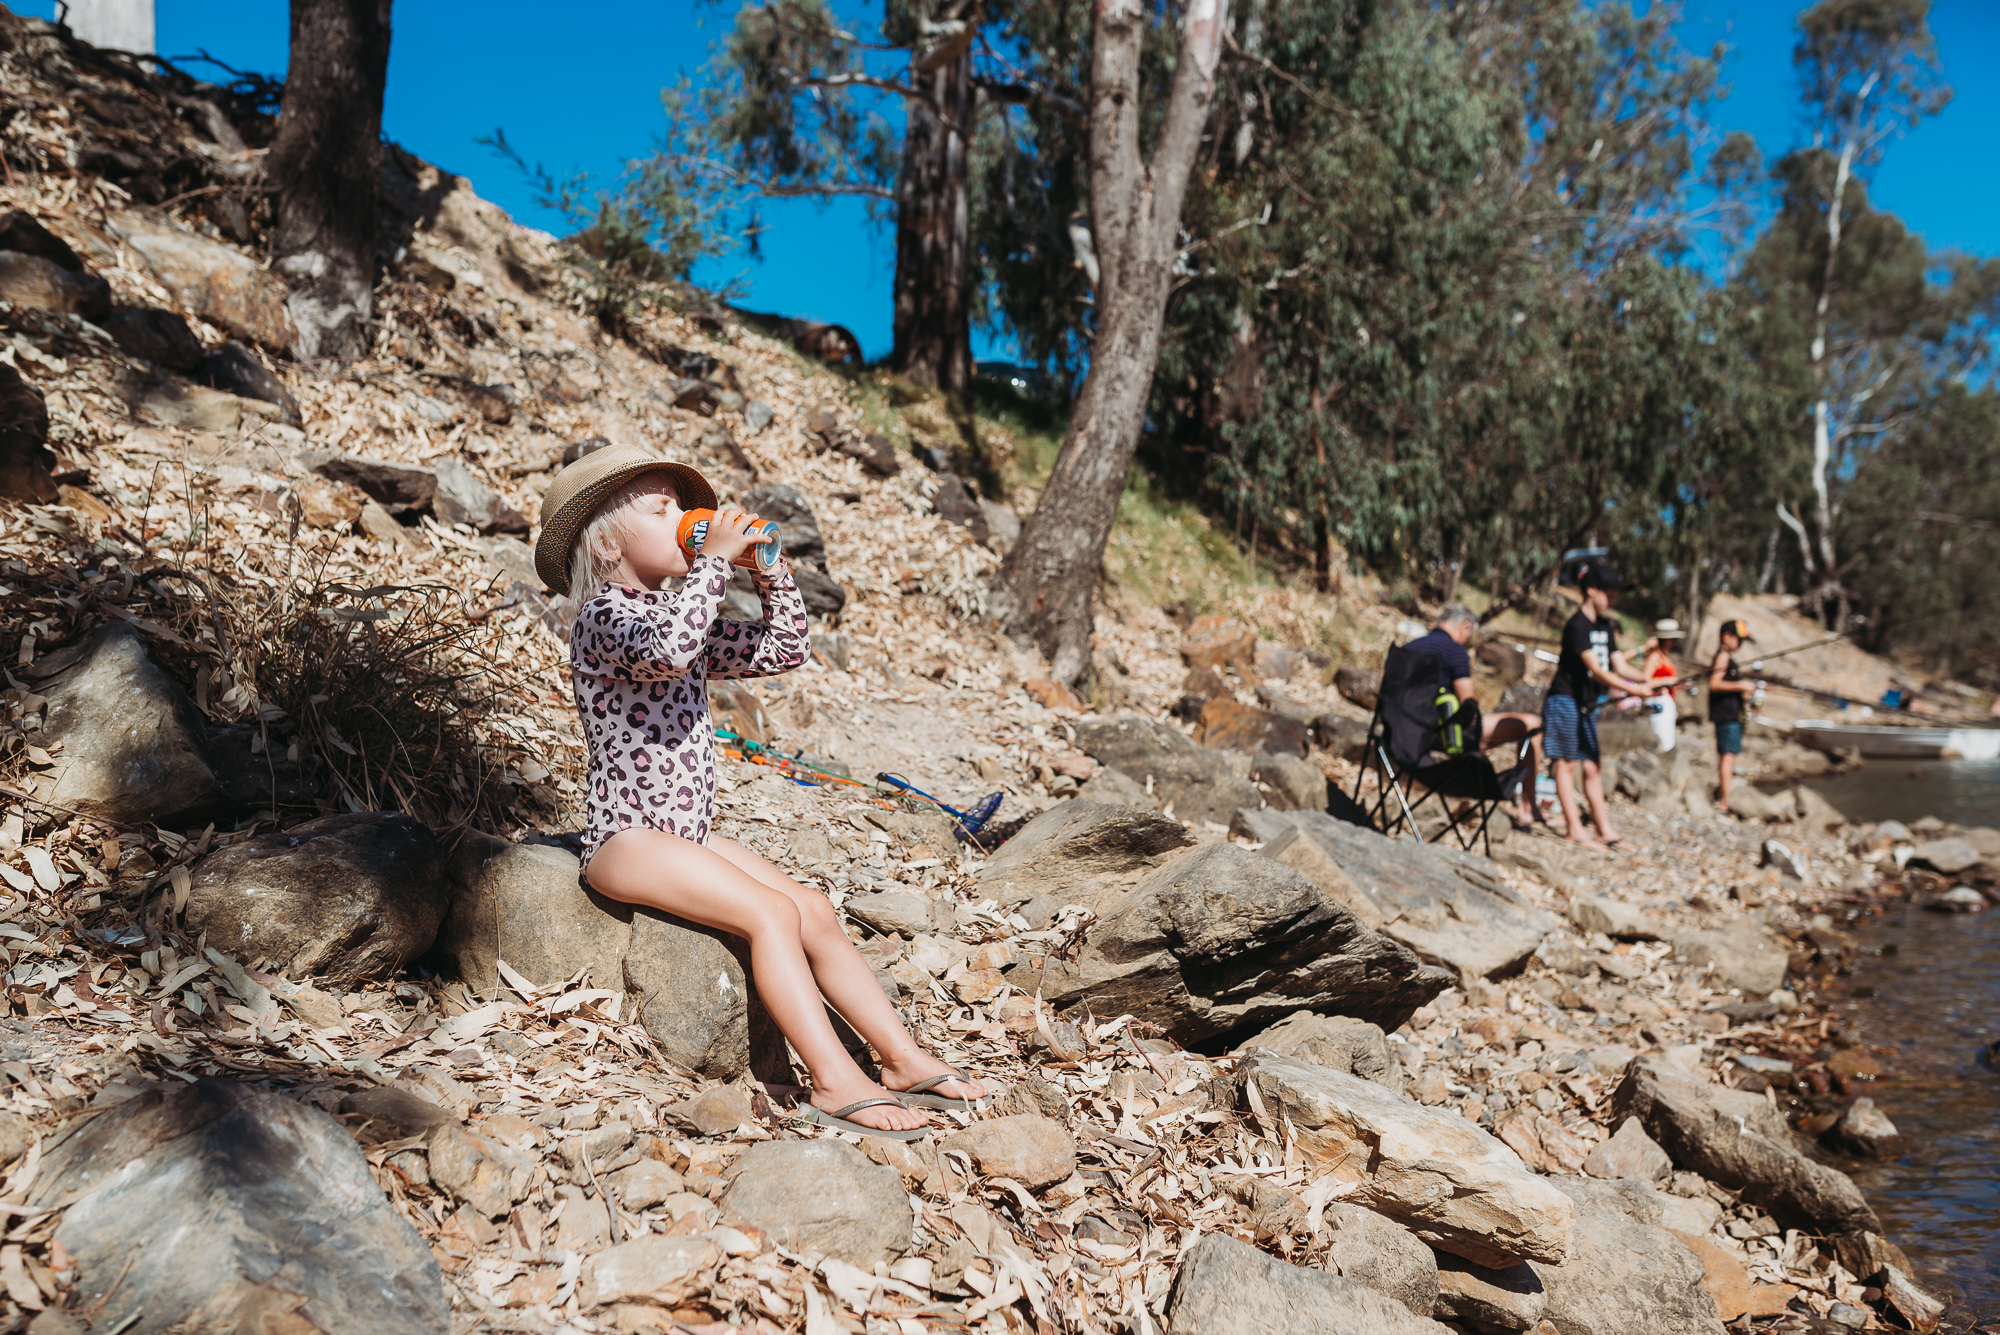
[532,443,985,1140]
[1640,618,1686,752]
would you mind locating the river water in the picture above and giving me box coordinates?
[1804,760,2000,1321]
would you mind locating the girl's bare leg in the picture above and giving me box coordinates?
[1717,751,1737,811]
[708,836,984,1104]
[585,827,931,1132]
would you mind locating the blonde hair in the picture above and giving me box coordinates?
[561,471,680,634]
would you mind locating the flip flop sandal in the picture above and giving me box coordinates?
[791,1097,930,1142]
[893,1070,992,1112]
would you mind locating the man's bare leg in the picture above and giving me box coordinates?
[1482,713,1542,822]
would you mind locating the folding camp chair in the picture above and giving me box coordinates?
[1349,645,1539,857]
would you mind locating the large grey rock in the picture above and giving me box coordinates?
[1669,919,1791,995]
[0,361,56,503]
[1584,1116,1672,1183]
[1166,1232,1452,1335]
[1612,747,1670,808]
[184,813,449,983]
[1911,836,1980,876]
[1794,784,1848,830]
[1536,1176,1727,1335]
[1072,714,1264,825]
[32,1078,447,1334]
[1320,1204,1439,1317]
[0,249,109,317]
[1237,1010,1402,1092]
[1239,1050,1573,1268]
[1250,751,1326,811]
[626,905,789,1082]
[435,833,631,996]
[197,341,300,426]
[0,212,84,271]
[129,371,287,433]
[433,456,528,534]
[1034,845,1451,1042]
[978,800,1194,916]
[99,305,206,373]
[1726,783,1793,823]
[106,211,295,350]
[305,451,439,515]
[1824,1096,1903,1159]
[720,1139,911,1265]
[1569,895,1666,941]
[1242,809,1557,978]
[1434,1255,1546,1330]
[1612,1056,1881,1237]
[32,620,227,825]
[579,1234,723,1309]
[843,890,934,938]
[941,1114,1076,1189]
[1257,820,1388,927]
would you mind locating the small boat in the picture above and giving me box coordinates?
[1792,720,2000,761]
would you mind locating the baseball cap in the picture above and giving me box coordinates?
[1576,557,1628,591]
[1720,618,1755,642]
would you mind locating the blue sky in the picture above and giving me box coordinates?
[18,0,1998,362]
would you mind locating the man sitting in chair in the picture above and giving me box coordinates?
[1400,605,1544,828]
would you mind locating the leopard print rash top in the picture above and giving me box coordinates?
[570,555,808,871]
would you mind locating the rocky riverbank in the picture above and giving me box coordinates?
[0,11,1969,1332]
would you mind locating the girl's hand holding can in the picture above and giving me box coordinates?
[678,506,784,573]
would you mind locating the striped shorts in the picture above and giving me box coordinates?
[1543,693,1599,763]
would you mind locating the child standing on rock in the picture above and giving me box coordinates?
[534,445,985,1139]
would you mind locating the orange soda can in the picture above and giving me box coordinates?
[676,508,783,574]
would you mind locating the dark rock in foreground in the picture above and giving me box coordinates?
[32,1078,447,1334]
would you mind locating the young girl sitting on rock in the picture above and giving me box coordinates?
[535,444,985,1139]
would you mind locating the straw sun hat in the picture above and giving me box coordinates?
[532,444,718,595]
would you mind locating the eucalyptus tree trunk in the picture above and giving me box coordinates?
[266,0,393,361]
[890,0,976,393]
[1800,74,1874,632]
[988,0,1230,686]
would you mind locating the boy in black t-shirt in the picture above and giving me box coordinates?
[1543,559,1655,848]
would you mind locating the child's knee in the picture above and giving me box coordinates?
[745,891,805,940]
[795,891,841,937]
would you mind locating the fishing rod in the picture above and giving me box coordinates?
[712,728,1006,837]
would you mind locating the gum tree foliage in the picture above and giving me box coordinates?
[1835,385,2000,678]
[1108,0,1755,618]
[695,0,1077,391]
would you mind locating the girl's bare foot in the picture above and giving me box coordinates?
[810,1076,930,1132]
[1564,829,1605,847]
[881,1053,986,1105]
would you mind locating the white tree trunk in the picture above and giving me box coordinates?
[66,0,154,53]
